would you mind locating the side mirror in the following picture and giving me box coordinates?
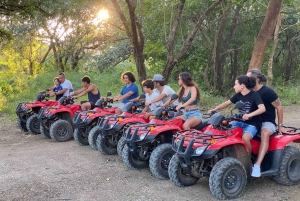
[58,96,67,105]
[107,91,112,97]
[139,94,146,99]
[234,101,245,110]
[170,94,178,101]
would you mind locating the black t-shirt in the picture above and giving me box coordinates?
[230,90,263,131]
[256,86,278,125]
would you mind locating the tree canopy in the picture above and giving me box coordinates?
[1,0,300,93]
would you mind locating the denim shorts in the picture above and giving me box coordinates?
[230,121,258,138]
[184,109,203,120]
[112,103,125,111]
[261,122,277,133]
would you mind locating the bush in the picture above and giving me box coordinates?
[1,66,299,119]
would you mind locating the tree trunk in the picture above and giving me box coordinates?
[284,31,300,83]
[230,50,238,87]
[214,4,229,92]
[111,0,147,84]
[52,45,64,71]
[248,0,283,70]
[163,0,223,81]
[39,45,52,64]
[125,0,146,83]
[267,14,281,86]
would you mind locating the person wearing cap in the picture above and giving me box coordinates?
[113,71,139,114]
[247,69,286,178]
[145,74,179,107]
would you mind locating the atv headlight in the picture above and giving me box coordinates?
[194,146,206,155]
[108,124,115,129]
[138,133,147,140]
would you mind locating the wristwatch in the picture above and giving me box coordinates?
[278,123,284,127]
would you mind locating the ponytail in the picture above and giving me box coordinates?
[237,75,256,89]
[248,69,267,83]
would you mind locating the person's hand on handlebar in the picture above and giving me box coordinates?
[49,92,55,97]
[242,114,252,121]
[176,105,183,111]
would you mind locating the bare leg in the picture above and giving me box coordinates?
[183,117,202,130]
[149,115,156,121]
[242,132,252,154]
[81,102,91,110]
[115,108,123,115]
[255,128,271,166]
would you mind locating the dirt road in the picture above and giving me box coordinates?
[1,105,300,201]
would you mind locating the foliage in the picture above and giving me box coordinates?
[1,0,300,118]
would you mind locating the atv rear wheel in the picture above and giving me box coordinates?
[168,154,199,187]
[96,134,118,155]
[26,114,40,135]
[274,146,300,185]
[88,126,101,150]
[17,117,28,132]
[50,120,73,142]
[122,144,149,169]
[150,143,174,180]
[74,128,89,146]
[117,137,126,160]
[40,124,51,138]
[209,157,247,200]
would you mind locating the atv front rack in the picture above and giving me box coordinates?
[173,129,227,171]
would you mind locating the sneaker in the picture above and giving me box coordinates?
[251,164,261,177]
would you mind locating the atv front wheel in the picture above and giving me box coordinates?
[117,137,126,160]
[209,157,247,200]
[40,124,51,138]
[50,120,73,142]
[168,154,199,187]
[26,114,40,135]
[74,128,89,146]
[17,117,28,132]
[150,143,174,179]
[274,146,300,185]
[96,134,118,155]
[122,144,148,169]
[88,126,101,150]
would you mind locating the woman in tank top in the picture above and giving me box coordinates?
[165,72,202,130]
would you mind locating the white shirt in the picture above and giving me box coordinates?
[61,79,73,96]
[154,85,179,106]
[146,91,163,111]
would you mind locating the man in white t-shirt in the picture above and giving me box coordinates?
[145,74,179,107]
[130,79,162,118]
[50,72,73,97]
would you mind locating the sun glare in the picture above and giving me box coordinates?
[93,9,109,25]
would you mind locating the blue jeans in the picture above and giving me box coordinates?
[184,109,203,120]
[230,121,258,138]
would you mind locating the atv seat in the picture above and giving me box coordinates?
[193,119,209,130]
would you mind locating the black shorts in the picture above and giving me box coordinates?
[80,101,95,109]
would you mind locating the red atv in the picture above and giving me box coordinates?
[168,102,300,200]
[88,94,147,152]
[121,94,209,180]
[37,96,81,142]
[16,90,58,134]
[73,92,117,146]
